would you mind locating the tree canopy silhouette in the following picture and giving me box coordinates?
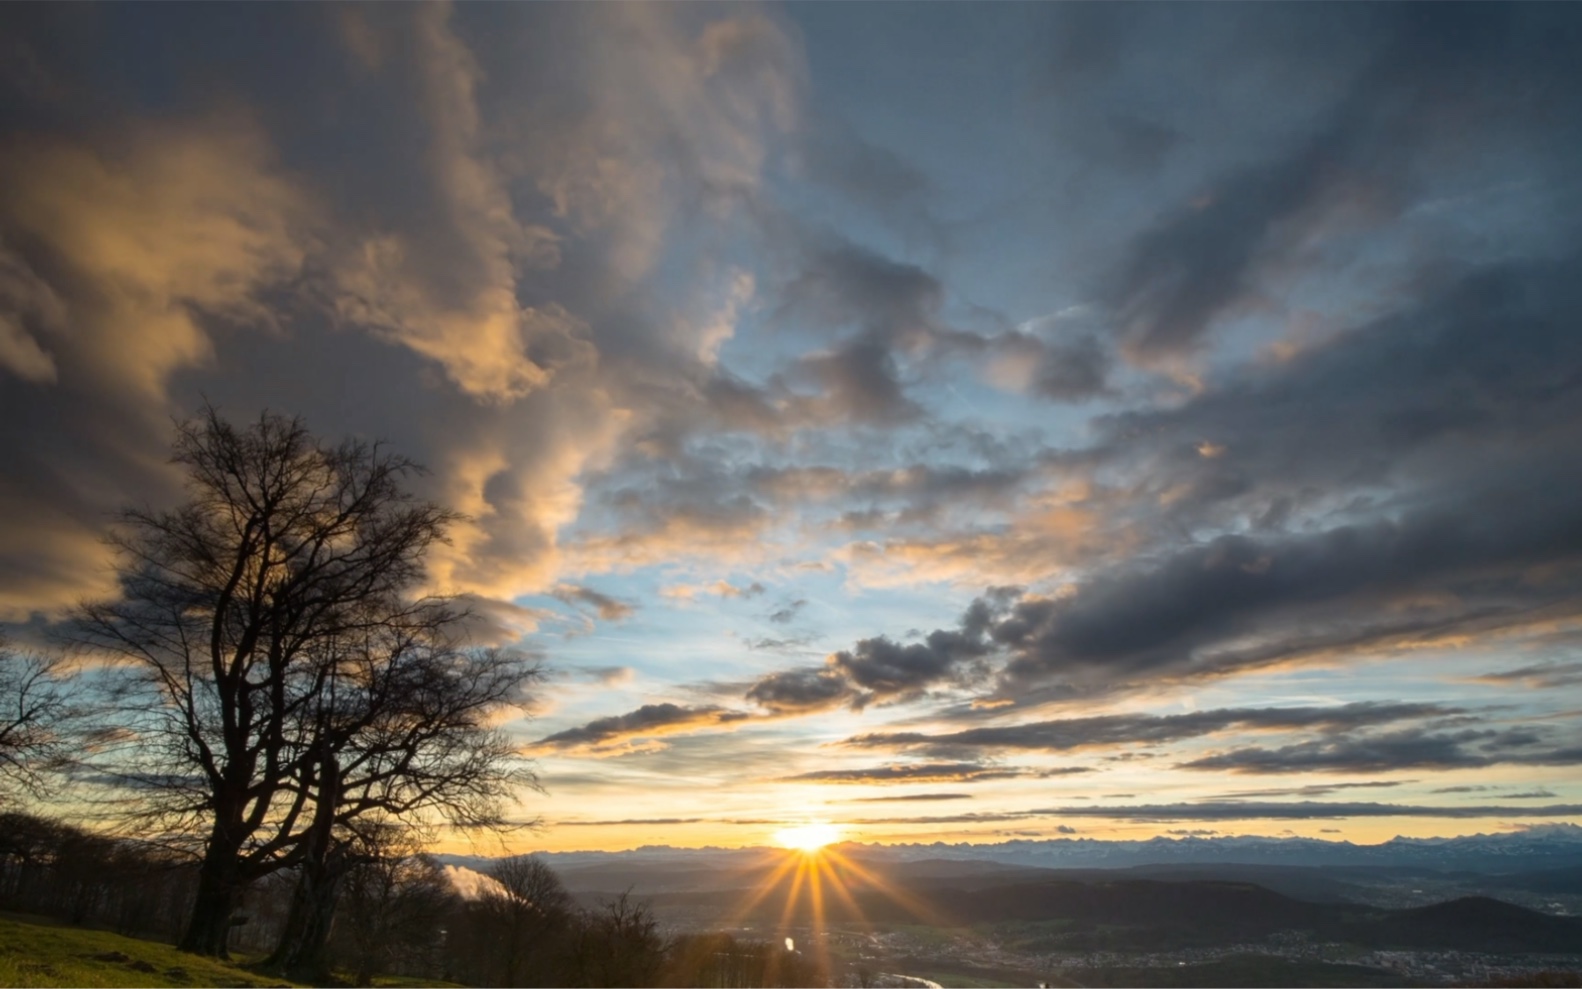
[0,642,79,801]
[75,407,538,960]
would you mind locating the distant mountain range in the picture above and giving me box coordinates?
[443,822,1582,877]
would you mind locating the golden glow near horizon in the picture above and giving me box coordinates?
[774,822,843,853]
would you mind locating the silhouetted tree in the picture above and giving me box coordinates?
[329,825,459,987]
[566,891,665,987]
[262,635,538,983]
[0,642,79,801]
[74,407,476,957]
[481,853,575,986]
[0,810,197,941]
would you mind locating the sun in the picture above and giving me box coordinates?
[774,822,842,853]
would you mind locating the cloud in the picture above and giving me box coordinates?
[788,337,921,426]
[1217,780,1410,799]
[746,667,856,715]
[1178,727,1582,774]
[850,793,974,803]
[778,762,1088,785]
[452,594,551,646]
[767,599,807,624]
[661,580,766,601]
[1028,801,1582,821]
[533,702,751,756]
[326,6,582,404]
[0,3,816,631]
[842,702,1459,755]
[1475,661,1582,690]
[0,118,309,619]
[553,816,784,828]
[1097,5,1576,361]
[550,584,636,622]
[574,666,635,688]
[1026,333,1115,403]
[747,594,1018,713]
[849,811,1043,826]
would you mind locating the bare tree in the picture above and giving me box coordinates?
[566,891,664,988]
[264,634,539,982]
[0,642,79,801]
[72,406,484,957]
[329,824,459,987]
[482,853,575,987]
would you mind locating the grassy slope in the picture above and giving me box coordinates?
[0,913,298,988]
[0,914,460,989]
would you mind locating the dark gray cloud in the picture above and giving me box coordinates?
[1476,661,1582,690]
[843,702,1458,755]
[779,762,1089,785]
[1096,4,1582,360]
[781,238,943,346]
[550,584,635,622]
[830,628,989,702]
[1217,781,1410,799]
[979,252,1582,698]
[816,243,1582,702]
[535,703,750,752]
[1031,334,1114,403]
[795,116,941,245]
[1030,801,1582,821]
[746,667,853,714]
[1092,257,1582,512]
[790,337,921,426]
[850,793,973,803]
[1179,728,1582,775]
[849,811,1041,826]
[797,247,1582,705]
[767,599,806,625]
[995,484,1582,692]
[748,594,1016,712]
[556,816,786,828]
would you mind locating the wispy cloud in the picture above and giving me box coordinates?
[842,703,1460,755]
[778,763,1090,785]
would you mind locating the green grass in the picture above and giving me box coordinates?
[0,914,466,988]
[0,914,300,989]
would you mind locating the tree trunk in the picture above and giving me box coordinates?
[264,745,344,983]
[267,854,347,984]
[178,846,243,957]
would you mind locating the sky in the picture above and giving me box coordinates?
[2,3,1582,853]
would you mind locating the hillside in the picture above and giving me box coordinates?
[0,914,297,989]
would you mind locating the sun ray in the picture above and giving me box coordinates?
[807,852,833,977]
[775,854,809,939]
[822,847,954,928]
[818,856,873,933]
[719,851,803,929]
